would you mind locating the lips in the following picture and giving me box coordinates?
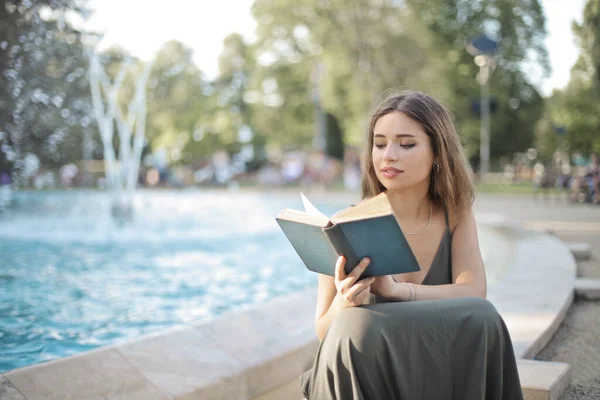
[381,167,403,179]
[381,167,402,173]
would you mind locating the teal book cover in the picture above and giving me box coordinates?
[276,193,420,277]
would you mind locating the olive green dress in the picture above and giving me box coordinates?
[300,212,523,400]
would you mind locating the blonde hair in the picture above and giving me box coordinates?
[361,91,475,225]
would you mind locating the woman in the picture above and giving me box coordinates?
[300,91,522,399]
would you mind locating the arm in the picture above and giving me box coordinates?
[314,256,374,340]
[314,274,339,341]
[373,208,487,301]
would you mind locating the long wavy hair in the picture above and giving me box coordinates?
[361,91,475,225]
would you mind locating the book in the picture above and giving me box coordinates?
[275,192,421,278]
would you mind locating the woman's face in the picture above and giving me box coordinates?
[372,111,435,192]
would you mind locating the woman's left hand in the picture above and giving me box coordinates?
[370,275,401,300]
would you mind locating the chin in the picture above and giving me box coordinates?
[383,183,410,192]
[378,175,428,192]
[378,178,410,191]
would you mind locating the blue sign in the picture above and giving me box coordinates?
[466,35,499,56]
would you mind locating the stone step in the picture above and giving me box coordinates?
[566,242,592,261]
[518,359,571,400]
[574,278,600,300]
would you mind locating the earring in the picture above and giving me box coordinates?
[433,162,440,173]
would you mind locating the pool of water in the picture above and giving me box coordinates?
[0,189,510,372]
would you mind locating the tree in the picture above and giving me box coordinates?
[145,40,211,165]
[405,0,550,162]
[250,0,445,148]
[539,0,600,156]
[572,0,600,93]
[211,33,265,164]
[0,0,93,183]
[249,0,549,164]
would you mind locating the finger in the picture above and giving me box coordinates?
[354,285,371,304]
[345,257,371,287]
[334,256,346,284]
[344,277,375,302]
[350,285,371,306]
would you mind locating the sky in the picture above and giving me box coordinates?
[84,0,587,97]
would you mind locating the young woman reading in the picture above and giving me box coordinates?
[300,91,523,400]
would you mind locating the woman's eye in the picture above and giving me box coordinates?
[374,144,386,149]
[400,144,415,149]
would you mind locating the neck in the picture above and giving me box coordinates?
[385,184,431,221]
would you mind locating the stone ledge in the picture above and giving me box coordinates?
[1,287,319,400]
[566,242,592,261]
[0,376,27,400]
[116,324,247,400]
[4,347,169,400]
[518,359,571,400]
[0,214,578,400]
[489,233,576,360]
[574,278,600,300]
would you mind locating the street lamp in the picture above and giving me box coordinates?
[466,35,499,181]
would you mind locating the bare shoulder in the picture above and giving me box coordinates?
[450,206,475,235]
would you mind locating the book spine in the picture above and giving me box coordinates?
[323,224,360,275]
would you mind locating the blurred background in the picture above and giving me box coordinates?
[0,0,598,197]
[1,0,600,375]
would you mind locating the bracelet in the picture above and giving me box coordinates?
[403,282,417,302]
[402,282,412,301]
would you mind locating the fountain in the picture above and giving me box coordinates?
[87,51,153,218]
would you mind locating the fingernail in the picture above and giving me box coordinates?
[363,257,370,262]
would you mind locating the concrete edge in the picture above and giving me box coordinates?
[511,359,572,400]
[1,214,579,400]
[566,242,592,261]
[549,363,572,400]
[574,278,600,300]
[521,290,574,360]
[482,217,577,400]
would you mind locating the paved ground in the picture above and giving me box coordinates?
[474,194,600,399]
[535,231,600,400]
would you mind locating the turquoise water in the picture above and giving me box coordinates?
[0,189,505,373]
[0,189,347,373]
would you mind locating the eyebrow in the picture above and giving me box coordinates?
[373,133,415,138]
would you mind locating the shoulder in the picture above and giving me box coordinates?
[449,206,475,235]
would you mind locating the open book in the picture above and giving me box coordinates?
[276,192,420,277]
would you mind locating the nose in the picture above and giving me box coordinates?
[382,143,399,161]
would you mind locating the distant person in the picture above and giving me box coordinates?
[570,152,600,203]
[300,91,523,399]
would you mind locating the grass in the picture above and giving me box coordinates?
[475,182,566,195]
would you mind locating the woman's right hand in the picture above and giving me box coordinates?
[330,256,375,313]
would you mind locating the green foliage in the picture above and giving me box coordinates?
[0,0,93,178]
[405,0,549,162]
[572,0,600,91]
[541,0,600,157]
[1,0,566,178]
[146,40,211,165]
[251,0,448,147]
[241,0,551,165]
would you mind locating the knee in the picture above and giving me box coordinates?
[462,297,502,330]
[326,307,378,348]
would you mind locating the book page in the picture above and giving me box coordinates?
[276,208,330,227]
[301,192,329,220]
[330,192,392,224]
